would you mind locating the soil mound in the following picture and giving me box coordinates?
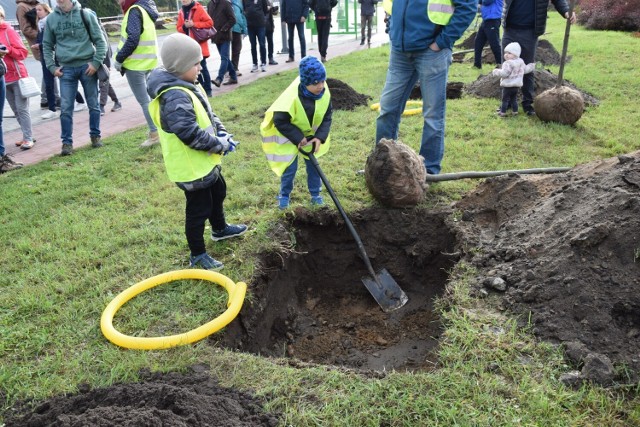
[455,35,563,65]
[464,69,600,106]
[326,78,371,110]
[454,151,640,382]
[4,368,280,427]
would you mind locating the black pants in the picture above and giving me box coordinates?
[287,21,306,59]
[315,18,331,58]
[502,27,538,112]
[183,175,227,256]
[500,86,519,113]
[231,31,243,72]
[474,18,502,68]
[266,29,275,61]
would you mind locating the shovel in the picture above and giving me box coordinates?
[301,147,409,313]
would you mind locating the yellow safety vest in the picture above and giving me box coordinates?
[260,77,331,177]
[383,0,454,25]
[149,86,222,183]
[115,5,158,71]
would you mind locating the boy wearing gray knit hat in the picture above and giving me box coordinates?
[147,33,247,271]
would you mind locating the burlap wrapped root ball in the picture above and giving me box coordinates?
[534,85,584,125]
[365,138,428,207]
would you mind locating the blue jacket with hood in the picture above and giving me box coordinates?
[388,0,477,52]
[480,0,502,21]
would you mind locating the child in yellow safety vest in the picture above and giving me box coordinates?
[147,33,247,270]
[260,55,333,210]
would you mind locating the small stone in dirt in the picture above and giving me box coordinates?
[559,371,583,388]
[483,276,507,291]
[581,353,615,386]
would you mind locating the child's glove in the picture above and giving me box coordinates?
[491,69,501,76]
[224,138,239,155]
[215,133,232,154]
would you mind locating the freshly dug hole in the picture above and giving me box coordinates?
[217,207,459,371]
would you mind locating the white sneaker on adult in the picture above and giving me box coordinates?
[41,110,60,120]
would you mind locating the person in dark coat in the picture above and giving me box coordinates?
[207,0,237,87]
[281,0,309,62]
[473,0,502,69]
[243,0,268,72]
[358,0,377,46]
[501,0,576,116]
[310,0,337,62]
[265,0,278,65]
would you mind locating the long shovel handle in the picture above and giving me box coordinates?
[557,0,575,87]
[301,149,378,280]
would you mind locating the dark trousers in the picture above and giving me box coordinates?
[287,21,306,59]
[197,57,212,96]
[248,26,267,65]
[99,80,118,106]
[502,27,537,112]
[315,18,331,58]
[266,29,275,60]
[474,18,502,68]
[231,31,243,72]
[39,55,56,112]
[183,175,227,256]
[500,86,519,113]
[361,14,373,42]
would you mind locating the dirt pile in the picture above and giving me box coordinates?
[326,78,371,111]
[455,34,564,66]
[454,151,640,383]
[365,138,427,207]
[464,68,600,106]
[3,368,280,427]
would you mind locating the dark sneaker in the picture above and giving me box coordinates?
[61,144,73,156]
[268,58,278,65]
[311,196,325,206]
[222,79,238,85]
[111,101,122,112]
[211,223,248,241]
[100,105,105,116]
[285,57,295,63]
[0,154,24,172]
[525,109,536,116]
[91,136,103,148]
[190,253,223,270]
[212,78,222,87]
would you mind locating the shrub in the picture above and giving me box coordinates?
[577,0,640,31]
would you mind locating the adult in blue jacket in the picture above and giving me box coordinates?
[375,0,476,175]
[473,0,502,69]
[502,0,576,116]
[281,0,309,62]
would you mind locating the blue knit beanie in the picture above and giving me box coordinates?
[299,56,326,86]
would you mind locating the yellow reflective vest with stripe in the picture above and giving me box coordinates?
[149,86,222,183]
[260,77,331,177]
[382,0,454,25]
[115,5,158,71]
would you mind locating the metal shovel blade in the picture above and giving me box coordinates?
[361,268,409,313]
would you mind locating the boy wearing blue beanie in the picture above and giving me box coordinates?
[260,55,333,209]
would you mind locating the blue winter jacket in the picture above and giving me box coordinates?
[281,0,309,23]
[388,0,477,52]
[480,0,502,20]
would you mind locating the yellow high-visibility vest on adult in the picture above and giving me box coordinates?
[382,0,454,25]
[115,4,158,70]
[149,87,221,183]
[260,77,331,177]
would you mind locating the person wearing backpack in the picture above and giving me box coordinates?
[310,0,337,62]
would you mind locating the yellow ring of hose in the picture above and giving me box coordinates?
[370,100,423,116]
[100,269,246,350]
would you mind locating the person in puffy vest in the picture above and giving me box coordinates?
[147,33,247,270]
[375,0,476,176]
[260,56,332,210]
[310,0,337,62]
[501,0,576,116]
[473,0,502,69]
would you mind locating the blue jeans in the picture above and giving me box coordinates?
[375,47,451,175]
[279,155,322,198]
[0,76,5,156]
[247,26,266,66]
[215,41,236,81]
[125,69,157,132]
[287,22,306,59]
[59,64,100,145]
[40,55,57,112]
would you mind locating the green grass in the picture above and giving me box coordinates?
[2,15,639,425]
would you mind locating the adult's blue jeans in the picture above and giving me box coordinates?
[215,41,236,81]
[502,27,537,113]
[375,47,451,175]
[40,55,57,112]
[279,155,321,198]
[247,26,267,66]
[59,64,100,146]
[125,69,157,132]
[198,57,212,95]
[0,76,5,156]
[286,22,306,59]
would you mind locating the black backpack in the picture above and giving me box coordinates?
[24,7,38,28]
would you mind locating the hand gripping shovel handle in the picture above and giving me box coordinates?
[300,147,378,280]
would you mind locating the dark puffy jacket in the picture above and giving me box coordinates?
[280,0,309,23]
[503,0,570,36]
[388,0,476,52]
[243,0,268,27]
[115,0,159,64]
[208,0,236,43]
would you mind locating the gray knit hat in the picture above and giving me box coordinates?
[161,33,203,76]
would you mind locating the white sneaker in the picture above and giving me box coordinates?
[250,64,258,73]
[74,102,86,112]
[41,110,60,120]
[260,63,266,72]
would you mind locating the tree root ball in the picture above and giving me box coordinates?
[534,86,584,125]
[365,138,428,207]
